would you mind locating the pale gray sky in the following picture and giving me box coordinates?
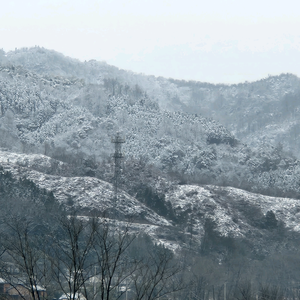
[1,0,300,83]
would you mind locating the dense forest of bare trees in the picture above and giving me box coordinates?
[0,207,184,300]
[1,187,300,300]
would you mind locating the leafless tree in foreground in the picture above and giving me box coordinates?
[0,208,183,300]
[0,215,48,300]
[131,245,184,300]
[49,213,97,300]
[91,219,137,300]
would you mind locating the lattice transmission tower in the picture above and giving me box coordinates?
[111,132,125,201]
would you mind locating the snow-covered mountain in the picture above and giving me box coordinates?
[1,48,300,199]
[2,47,300,259]
[0,150,169,225]
[3,47,300,159]
[167,74,300,156]
[166,184,300,256]
[1,149,300,258]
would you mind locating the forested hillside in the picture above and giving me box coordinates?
[1,47,300,199]
[168,74,300,153]
[2,47,300,299]
[3,47,300,157]
[2,149,300,299]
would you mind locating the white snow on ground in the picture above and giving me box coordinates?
[0,150,170,227]
[166,184,300,238]
[225,186,300,231]
[2,149,300,250]
[0,150,54,168]
[166,185,243,237]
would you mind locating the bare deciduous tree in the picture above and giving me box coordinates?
[91,219,137,300]
[0,208,183,300]
[131,245,183,300]
[48,213,97,300]
[1,215,48,300]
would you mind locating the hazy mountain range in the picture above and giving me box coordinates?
[1,46,300,259]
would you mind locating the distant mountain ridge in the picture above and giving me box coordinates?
[168,74,300,154]
[4,47,300,296]
[1,47,300,200]
[2,47,300,259]
[3,47,300,156]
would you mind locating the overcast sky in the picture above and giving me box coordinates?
[1,0,300,84]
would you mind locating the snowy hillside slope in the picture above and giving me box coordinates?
[168,74,300,156]
[166,184,300,236]
[2,47,191,109]
[5,48,300,158]
[165,184,300,256]
[3,47,300,158]
[0,160,170,227]
[1,150,300,256]
[0,149,71,175]
[0,59,236,178]
[3,48,300,199]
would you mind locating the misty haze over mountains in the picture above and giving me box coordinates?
[1,47,300,196]
[2,46,300,298]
